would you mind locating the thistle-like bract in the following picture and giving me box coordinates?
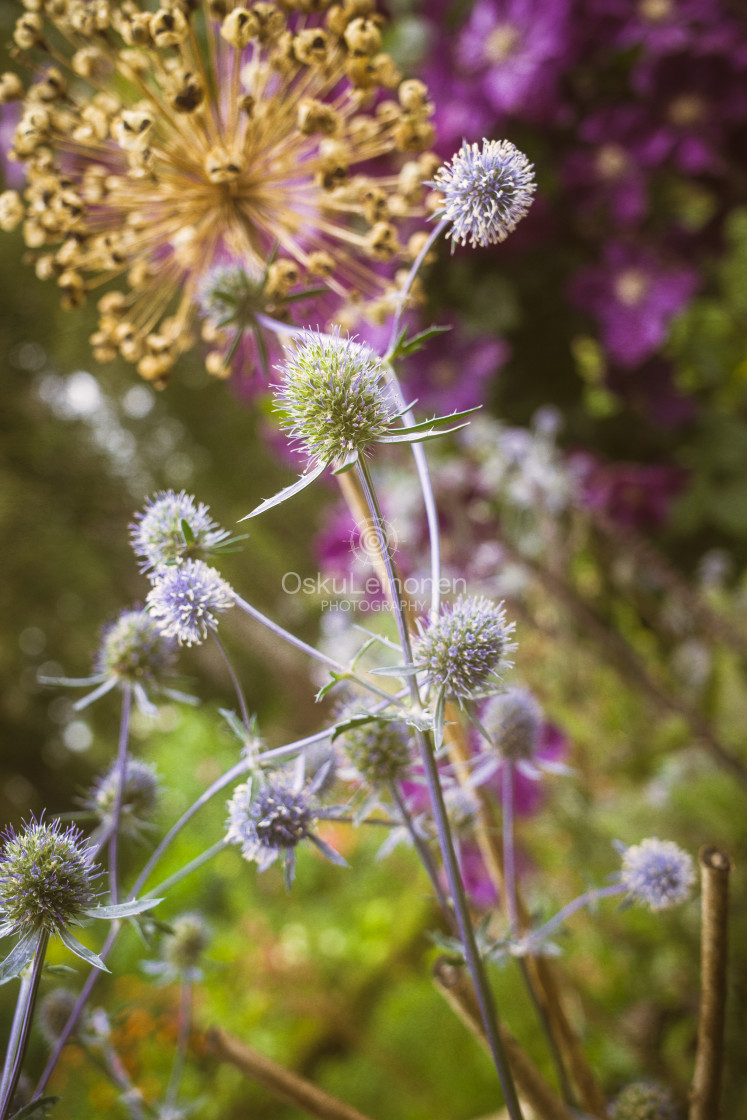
[611,1081,679,1120]
[429,139,536,249]
[276,330,395,464]
[146,559,234,646]
[620,838,695,911]
[414,595,516,703]
[130,490,231,573]
[2,2,437,385]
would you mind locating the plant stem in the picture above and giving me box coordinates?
[355,455,524,1120]
[0,930,50,1120]
[502,760,518,930]
[388,781,455,928]
[212,632,251,731]
[108,684,133,905]
[165,980,192,1110]
[689,845,733,1120]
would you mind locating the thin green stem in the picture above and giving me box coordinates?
[0,930,50,1120]
[144,839,229,899]
[108,684,133,905]
[165,980,192,1110]
[212,632,251,731]
[388,782,455,929]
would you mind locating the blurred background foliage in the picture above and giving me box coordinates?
[2,0,747,1117]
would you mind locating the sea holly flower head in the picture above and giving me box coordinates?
[143,912,211,984]
[0,817,160,978]
[480,688,543,763]
[335,704,414,788]
[226,761,346,889]
[429,139,536,249]
[2,2,436,386]
[146,559,234,647]
[611,1081,679,1120]
[38,987,79,1048]
[620,837,695,911]
[414,594,516,705]
[275,330,395,465]
[130,490,234,574]
[83,759,161,841]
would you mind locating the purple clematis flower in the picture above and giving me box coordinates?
[570,243,698,368]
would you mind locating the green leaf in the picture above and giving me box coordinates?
[377,422,471,445]
[58,928,109,972]
[83,896,163,920]
[0,930,40,984]
[391,323,451,360]
[180,518,196,546]
[8,1096,60,1119]
[239,458,328,520]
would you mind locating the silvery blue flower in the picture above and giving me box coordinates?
[0,817,160,978]
[620,837,695,911]
[146,559,234,646]
[429,138,536,249]
[83,758,161,842]
[130,490,234,574]
[611,1081,678,1120]
[226,760,346,889]
[414,595,516,704]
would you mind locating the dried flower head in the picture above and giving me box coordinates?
[4,2,436,385]
[97,608,178,686]
[414,595,516,703]
[480,688,542,762]
[611,1081,679,1120]
[146,559,234,646]
[276,329,395,464]
[620,838,695,911]
[429,139,536,249]
[226,764,345,888]
[130,490,232,574]
[336,709,413,787]
[37,987,79,1047]
[84,758,160,839]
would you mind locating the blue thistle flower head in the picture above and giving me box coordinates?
[480,688,542,762]
[429,139,536,249]
[130,490,232,574]
[620,838,695,911]
[96,608,178,686]
[38,987,79,1047]
[0,817,98,940]
[274,329,395,465]
[611,1081,679,1120]
[226,765,346,889]
[146,559,234,646]
[415,595,517,704]
[336,707,413,788]
[84,758,160,839]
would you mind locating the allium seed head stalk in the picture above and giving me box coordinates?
[430,139,536,249]
[2,2,437,385]
[620,837,695,911]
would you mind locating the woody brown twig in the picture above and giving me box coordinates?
[689,845,733,1120]
[205,1027,378,1120]
[433,957,574,1120]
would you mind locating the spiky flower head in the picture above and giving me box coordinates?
[0,818,98,940]
[84,759,160,838]
[429,139,536,249]
[414,595,516,703]
[611,1081,679,1120]
[620,838,695,911]
[226,766,345,888]
[337,710,413,787]
[96,608,178,685]
[130,490,231,574]
[3,2,437,386]
[163,912,210,978]
[275,330,395,464]
[146,559,234,646]
[37,987,79,1047]
[480,688,542,762]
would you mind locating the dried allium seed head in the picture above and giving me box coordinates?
[3,1,434,381]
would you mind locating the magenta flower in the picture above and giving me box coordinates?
[456,0,573,122]
[570,243,698,368]
[571,454,688,530]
